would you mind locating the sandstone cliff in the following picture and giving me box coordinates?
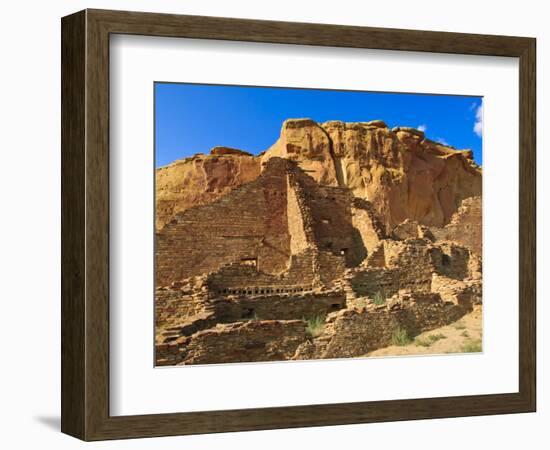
[155,119,483,366]
[263,119,481,231]
[156,119,481,231]
[156,150,261,229]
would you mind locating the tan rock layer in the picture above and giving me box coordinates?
[156,119,481,232]
[156,158,385,287]
[156,152,261,230]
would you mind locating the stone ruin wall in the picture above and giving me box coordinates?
[156,120,482,238]
[156,158,292,286]
[155,288,205,329]
[205,249,318,295]
[295,291,475,360]
[314,251,347,286]
[155,235,482,365]
[284,162,385,287]
[351,239,476,298]
[285,165,353,285]
[432,242,472,280]
[157,156,393,289]
[155,192,482,366]
[208,290,346,323]
[155,152,262,230]
[158,320,308,366]
[155,287,347,364]
[431,196,482,256]
[290,166,370,267]
[352,198,386,253]
[351,267,431,298]
[157,286,479,365]
[154,130,482,366]
[351,240,436,297]
[286,174,309,254]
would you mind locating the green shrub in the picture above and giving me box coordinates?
[372,290,386,306]
[305,315,325,338]
[428,333,446,342]
[415,333,445,347]
[391,326,412,346]
[461,330,469,338]
[453,322,467,330]
[462,339,482,353]
[415,337,432,347]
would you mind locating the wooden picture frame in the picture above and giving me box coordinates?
[61,8,536,441]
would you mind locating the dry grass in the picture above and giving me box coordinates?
[391,326,413,346]
[305,315,325,338]
[372,290,386,306]
[365,305,483,358]
[415,333,446,347]
[462,339,482,353]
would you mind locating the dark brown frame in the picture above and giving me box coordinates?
[61,8,536,441]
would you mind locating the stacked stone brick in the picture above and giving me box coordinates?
[155,121,483,366]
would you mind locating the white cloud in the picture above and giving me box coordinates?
[436,137,449,146]
[473,104,483,137]
[417,124,427,132]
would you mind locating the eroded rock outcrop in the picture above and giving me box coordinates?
[156,119,481,232]
[156,149,261,229]
[156,158,385,287]
[155,118,483,366]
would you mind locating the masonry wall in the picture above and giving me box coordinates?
[286,174,309,254]
[299,178,367,267]
[352,239,436,297]
[157,320,307,366]
[156,281,478,365]
[155,288,205,328]
[157,157,387,288]
[351,267,431,297]
[206,248,319,293]
[315,251,347,286]
[209,290,346,322]
[432,242,471,280]
[155,289,346,351]
[156,158,292,286]
[287,163,385,268]
[352,198,386,254]
[295,292,473,360]
[432,196,482,256]
[352,239,474,297]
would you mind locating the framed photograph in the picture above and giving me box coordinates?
[61,9,536,440]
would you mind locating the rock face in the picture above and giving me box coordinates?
[273,119,481,231]
[156,150,261,230]
[156,119,481,232]
[261,118,339,187]
[155,118,483,366]
[156,158,385,286]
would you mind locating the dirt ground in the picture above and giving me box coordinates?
[366,304,483,357]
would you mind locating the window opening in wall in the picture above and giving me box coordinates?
[240,257,258,268]
[242,308,254,319]
[442,254,451,266]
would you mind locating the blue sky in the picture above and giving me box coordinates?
[155,83,483,167]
